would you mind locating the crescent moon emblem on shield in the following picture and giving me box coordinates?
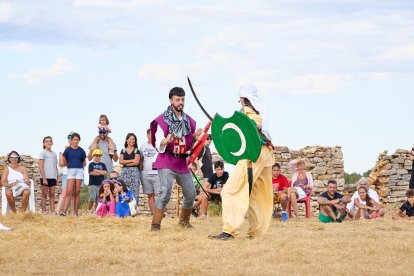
[222,123,246,156]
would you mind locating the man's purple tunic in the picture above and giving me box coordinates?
[150,114,196,174]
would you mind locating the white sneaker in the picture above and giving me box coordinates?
[0,223,13,231]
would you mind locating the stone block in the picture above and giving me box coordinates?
[281,153,292,159]
[327,168,343,174]
[312,166,327,175]
[314,180,325,188]
[391,190,407,197]
[391,158,405,164]
[397,169,408,175]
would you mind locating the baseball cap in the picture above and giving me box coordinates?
[67,131,75,139]
[92,149,103,156]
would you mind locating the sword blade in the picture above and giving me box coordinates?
[187,76,214,121]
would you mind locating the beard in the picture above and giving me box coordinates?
[172,103,184,112]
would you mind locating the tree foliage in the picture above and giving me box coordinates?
[345,170,371,184]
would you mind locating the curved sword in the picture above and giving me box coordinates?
[187,76,214,121]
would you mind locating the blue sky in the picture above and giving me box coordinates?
[1,0,413,173]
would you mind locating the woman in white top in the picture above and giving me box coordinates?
[287,159,314,218]
[353,186,382,220]
[0,151,30,212]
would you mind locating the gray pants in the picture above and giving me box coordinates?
[156,169,195,210]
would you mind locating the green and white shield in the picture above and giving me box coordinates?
[211,111,262,165]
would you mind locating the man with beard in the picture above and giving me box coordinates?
[88,128,119,178]
[317,179,351,223]
[150,87,196,231]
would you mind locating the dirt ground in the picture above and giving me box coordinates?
[0,211,413,275]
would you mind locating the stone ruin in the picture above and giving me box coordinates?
[368,149,413,203]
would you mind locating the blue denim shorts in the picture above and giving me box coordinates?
[67,168,84,180]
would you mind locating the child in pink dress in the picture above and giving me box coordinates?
[96,180,116,217]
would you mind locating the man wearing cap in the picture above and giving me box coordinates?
[87,149,107,212]
[88,128,118,178]
[150,87,196,231]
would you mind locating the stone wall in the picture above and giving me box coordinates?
[273,146,345,215]
[368,149,413,203]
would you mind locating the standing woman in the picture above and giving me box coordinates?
[61,133,86,216]
[287,159,314,218]
[120,133,141,211]
[39,136,59,215]
[210,84,274,240]
[56,131,75,214]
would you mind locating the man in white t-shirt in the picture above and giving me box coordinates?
[140,129,160,215]
[346,177,385,218]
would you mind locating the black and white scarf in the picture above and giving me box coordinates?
[163,105,191,138]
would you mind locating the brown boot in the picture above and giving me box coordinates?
[151,208,164,231]
[179,208,194,228]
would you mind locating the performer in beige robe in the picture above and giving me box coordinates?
[209,84,273,240]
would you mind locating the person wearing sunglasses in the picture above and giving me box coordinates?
[56,131,75,214]
[0,151,30,212]
[109,171,119,183]
[88,127,118,179]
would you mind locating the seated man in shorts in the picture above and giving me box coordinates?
[272,163,291,221]
[317,179,350,223]
[199,161,229,218]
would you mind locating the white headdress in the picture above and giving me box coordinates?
[238,83,272,141]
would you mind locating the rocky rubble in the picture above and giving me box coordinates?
[368,149,413,203]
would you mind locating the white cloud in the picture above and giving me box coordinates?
[138,63,210,82]
[236,73,349,95]
[22,57,73,84]
[73,0,165,9]
[0,2,12,22]
[384,44,414,60]
[3,42,32,53]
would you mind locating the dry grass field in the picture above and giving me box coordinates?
[0,210,413,275]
